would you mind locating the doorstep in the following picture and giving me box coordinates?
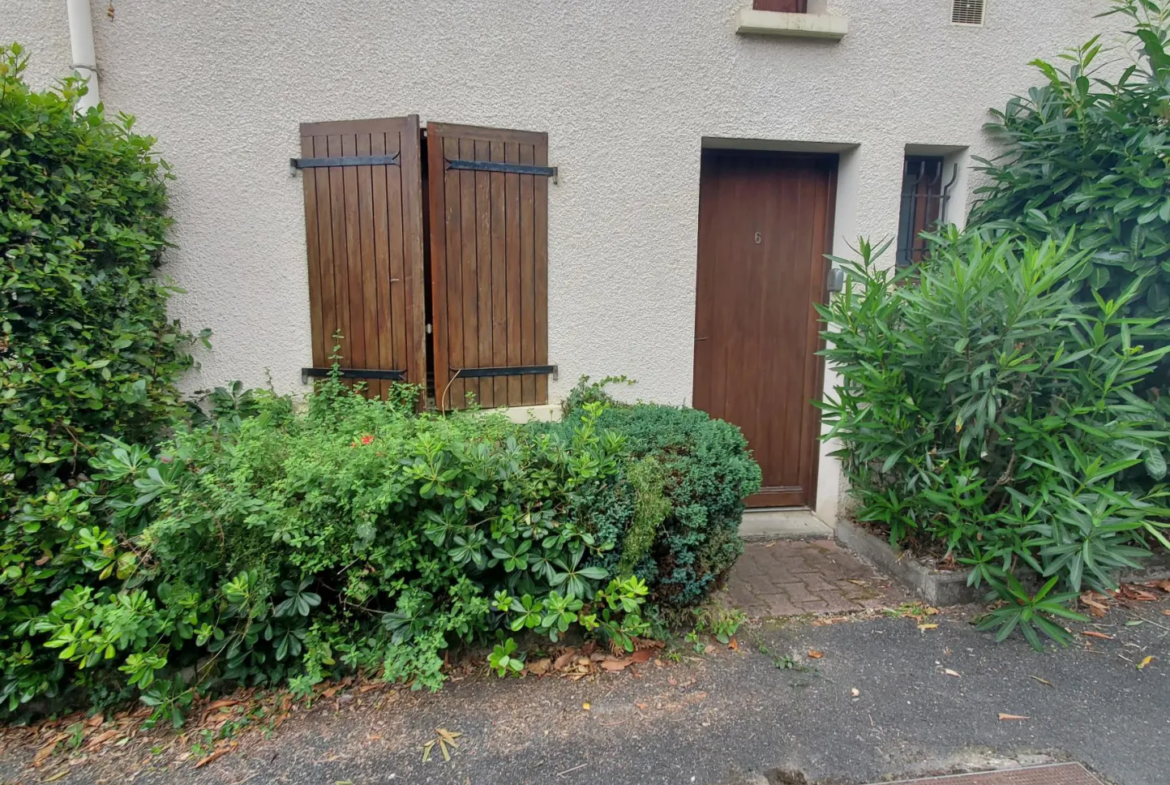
[740,508,833,540]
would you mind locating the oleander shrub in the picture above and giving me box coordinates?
[969,0,1170,321]
[552,387,762,608]
[819,232,1170,648]
[0,44,202,713]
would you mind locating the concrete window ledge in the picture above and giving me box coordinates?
[734,9,848,40]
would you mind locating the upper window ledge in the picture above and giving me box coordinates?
[734,8,848,40]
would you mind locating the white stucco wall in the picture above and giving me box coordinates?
[3,0,1126,523]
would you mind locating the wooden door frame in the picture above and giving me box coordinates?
[692,149,838,510]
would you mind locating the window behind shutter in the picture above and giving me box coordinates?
[753,0,808,12]
[426,123,550,410]
[298,116,427,400]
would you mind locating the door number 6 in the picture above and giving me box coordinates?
[754,232,762,244]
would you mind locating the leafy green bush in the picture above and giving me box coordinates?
[819,233,1170,648]
[0,45,201,712]
[552,395,762,608]
[969,0,1170,317]
[5,375,660,722]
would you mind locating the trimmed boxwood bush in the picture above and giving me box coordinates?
[550,393,762,608]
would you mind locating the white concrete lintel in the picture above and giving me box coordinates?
[734,9,849,40]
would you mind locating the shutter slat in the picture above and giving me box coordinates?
[534,142,549,406]
[504,141,523,406]
[489,141,508,407]
[327,134,351,368]
[474,138,495,409]
[341,133,368,383]
[458,136,480,406]
[300,135,325,368]
[369,132,392,400]
[519,143,537,407]
[355,133,380,398]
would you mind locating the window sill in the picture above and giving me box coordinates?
[734,9,848,40]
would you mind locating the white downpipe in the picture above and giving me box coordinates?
[66,0,100,110]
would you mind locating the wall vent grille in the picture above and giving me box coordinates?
[952,0,985,25]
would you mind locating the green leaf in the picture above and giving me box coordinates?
[1145,449,1167,481]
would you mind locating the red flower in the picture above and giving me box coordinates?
[360,434,375,446]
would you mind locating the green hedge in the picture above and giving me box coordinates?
[550,400,762,608]
[0,44,199,717]
[1,373,760,722]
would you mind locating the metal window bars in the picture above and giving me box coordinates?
[896,157,958,267]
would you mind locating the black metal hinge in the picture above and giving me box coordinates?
[452,365,558,380]
[290,153,401,170]
[445,159,558,182]
[301,367,406,384]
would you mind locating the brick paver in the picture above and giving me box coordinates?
[724,539,910,618]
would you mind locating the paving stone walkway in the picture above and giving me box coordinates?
[724,538,911,618]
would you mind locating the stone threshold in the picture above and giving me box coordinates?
[740,508,833,540]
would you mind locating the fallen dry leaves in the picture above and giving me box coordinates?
[421,728,461,763]
[998,713,1030,721]
[33,732,69,767]
[1082,631,1114,640]
[808,650,824,659]
[194,747,231,769]
[1119,584,1160,603]
[1080,590,1111,618]
[1080,580,1170,618]
[1137,656,1155,670]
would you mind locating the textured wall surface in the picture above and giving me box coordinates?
[4,0,1123,521]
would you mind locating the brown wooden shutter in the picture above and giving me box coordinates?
[427,123,550,411]
[298,116,426,400]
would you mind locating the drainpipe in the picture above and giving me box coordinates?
[66,0,101,110]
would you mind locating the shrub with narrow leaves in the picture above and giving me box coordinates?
[818,233,1170,648]
[970,0,1170,319]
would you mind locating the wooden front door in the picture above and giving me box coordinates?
[693,151,836,508]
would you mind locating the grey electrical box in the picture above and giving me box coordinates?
[827,267,845,293]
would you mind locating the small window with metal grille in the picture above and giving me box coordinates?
[952,0,985,26]
[896,156,957,267]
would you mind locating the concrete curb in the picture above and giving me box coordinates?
[837,519,1170,607]
[836,520,979,606]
